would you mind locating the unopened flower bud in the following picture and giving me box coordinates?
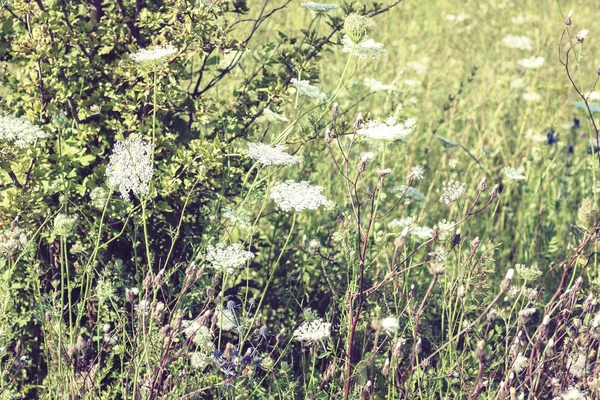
[324,127,333,144]
[500,268,514,292]
[490,184,500,198]
[478,177,488,192]
[330,102,340,119]
[564,9,573,25]
[353,112,363,131]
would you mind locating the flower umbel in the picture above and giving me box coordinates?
[357,117,416,141]
[341,34,387,59]
[270,180,330,212]
[0,113,48,148]
[300,2,339,12]
[293,318,331,344]
[206,243,254,274]
[290,79,327,101]
[105,136,154,202]
[437,180,467,205]
[247,143,301,166]
[129,44,178,64]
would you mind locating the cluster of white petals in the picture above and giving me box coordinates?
[517,56,544,69]
[261,108,289,123]
[247,142,301,166]
[206,243,254,274]
[129,45,178,64]
[363,77,396,92]
[503,166,526,181]
[105,136,154,202]
[341,34,387,59]
[502,35,532,50]
[300,2,339,12]
[0,114,48,148]
[270,180,330,212]
[291,79,327,101]
[437,180,467,205]
[358,117,417,141]
[293,318,331,344]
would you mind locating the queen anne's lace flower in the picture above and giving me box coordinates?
[247,143,301,166]
[363,77,396,92]
[517,56,544,69]
[358,117,416,141]
[503,167,526,181]
[129,45,178,64]
[293,318,331,344]
[206,243,254,274]
[437,180,467,205]
[522,92,540,102]
[410,226,433,240]
[105,136,154,202]
[512,353,528,373]
[515,263,542,281]
[341,34,387,59]
[0,227,27,260]
[388,216,416,234]
[261,108,289,123]
[216,307,238,331]
[502,35,532,50]
[291,79,327,101]
[270,180,330,212]
[0,114,48,148]
[300,2,339,12]
[380,317,400,334]
[407,165,424,182]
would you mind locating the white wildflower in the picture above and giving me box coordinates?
[388,216,416,234]
[567,353,587,378]
[445,13,469,22]
[363,77,396,92]
[206,243,254,274]
[190,352,210,369]
[261,108,289,123]
[406,61,428,75]
[515,263,542,281]
[576,29,589,42]
[518,307,536,318]
[290,79,327,101]
[53,214,78,237]
[293,318,331,344]
[129,44,178,64]
[300,2,339,12]
[359,151,375,163]
[561,388,587,400]
[270,180,330,212]
[503,167,526,181]
[357,117,416,141]
[522,92,540,102]
[512,353,528,373]
[511,15,531,25]
[437,220,456,241]
[380,317,400,334]
[90,187,109,209]
[517,56,545,69]
[105,136,154,202]
[341,34,387,60]
[437,180,467,205]
[247,143,301,166]
[407,165,424,182]
[411,226,433,241]
[216,307,238,332]
[502,35,532,50]
[0,113,48,148]
[0,227,27,260]
[182,322,213,348]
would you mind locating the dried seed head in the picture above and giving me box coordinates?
[353,112,363,131]
[324,127,333,144]
[500,268,514,292]
[489,184,500,198]
[564,9,573,25]
[478,177,488,192]
[470,236,480,250]
[330,102,340,119]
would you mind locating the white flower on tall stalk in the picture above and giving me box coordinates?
[503,167,526,181]
[515,263,542,281]
[341,34,387,59]
[502,34,532,50]
[410,226,433,241]
[388,216,416,234]
[105,136,154,202]
[293,318,331,344]
[517,56,545,69]
[512,353,528,373]
[216,307,238,332]
[270,180,330,212]
[53,214,78,237]
[522,92,540,102]
[437,180,467,205]
[128,44,178,64]
[300,2,339,12]
[90,187,109,209]
[380,317,400,334]
[261,108,289,123]
[290,79,327,101]
[0,227,27,260]
[357,117,416,141]
[363,77,396,92]
[247,142,301,166]
[576,29,589,42]
[0,113,48,148]
[560,388,587,400]
[406,61,428,75]
[206,243,254,274]
[407,165,424,182]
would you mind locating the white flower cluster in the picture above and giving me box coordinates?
[407,165,424,182]
[522,92,540,102]
[445,13,470,22]
[293,318,331,344]
[54,214,78,236]
[300,2,339,12]
[406,61,428,75]
[363,77,396,92]
[503,167,526,181]
[261,108,289,123]
[512,353,528,373]
[410,226,433,241]
[182,322,213,348]
[341,34,387,59]
[357,117,417,141]
[216,307,238,331]
[205,243,254,274]
[515,263,542,281]
[291,79,327,101]
[388,216,416,234]
[517,56,544,69]
[379,317,399,334]
[437,180,467,205]
[511,15,531,25]
[105,136,154,202]
[129,44,178,64]
[270,180,330,212]
[502,34,532,50]
[90,187,109,209]
[0,227,27,260]
[247,142,301,166]
[0,114,48,148]
[388,217,433,241]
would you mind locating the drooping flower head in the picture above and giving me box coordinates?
[247,142,301,166]
[105,136,154,202]
[270,180,330,212]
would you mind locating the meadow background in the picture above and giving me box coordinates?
[1,0,600,398]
